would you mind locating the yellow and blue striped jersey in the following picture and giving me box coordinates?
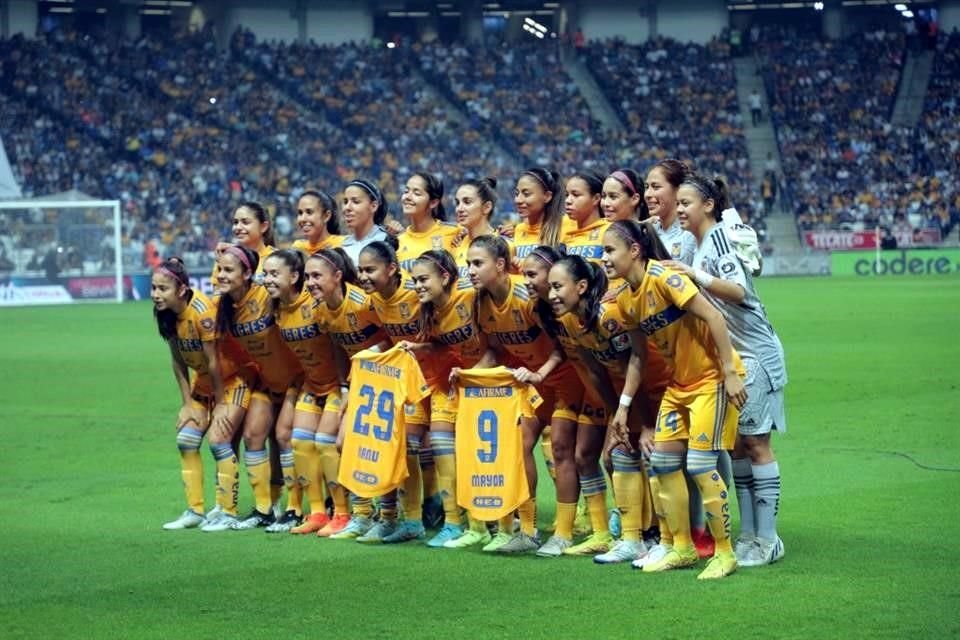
[275,289,339,396]
[314,283,388,357]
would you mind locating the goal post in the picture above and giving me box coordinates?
[0,199,123,305]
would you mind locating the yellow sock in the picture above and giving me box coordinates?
[579,473,609,535]
[329,486,349,516]
[315,433,348,515]
[648,472,673,546]
[352,496,373,518]
[639,462,654,532]
[211,442,239,516]
[689,451,734,554]
[611,450,644,542]
[278,448,301,514]
[420,446,439,497]
[244,449,273,513]
[518,498,537,536]
[293,432,324,514]
[650,452,691,549]
[431,432,461,526]
[177,427,205,514]
[555,502,577,540]
[402,435,423,521]
[540,426,556,480]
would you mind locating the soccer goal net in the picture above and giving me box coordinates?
[0,199,124,305]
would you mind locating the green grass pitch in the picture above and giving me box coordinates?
[1,275,958,639]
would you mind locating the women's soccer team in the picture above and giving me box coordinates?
[151,160,788,580]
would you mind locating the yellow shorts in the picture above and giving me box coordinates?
[405,397,431,426]
[577,391,608,427]
[192,374,252,410]
[429,385,458,425]
[535,365,582,424]
[655,380,738,451]
[251,384,297,407]
[295,386,343,415]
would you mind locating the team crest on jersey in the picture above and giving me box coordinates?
[431,236,443,250]
[455,303,470,321]
[603,318,620,334]
[611,333,631,352]
[200,318,214,331]
[399,302,411,318]
[512,310,524,327]
[247,299,259,315]
[301,305,312,320]
[672,243,681,257]
[346,313,359,330]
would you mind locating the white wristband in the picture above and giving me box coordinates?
[619,394,633,408]
[694,269,715,289]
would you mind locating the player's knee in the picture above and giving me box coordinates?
[685,449,719,477]
[742,434,771,461]
[176,427,203,452]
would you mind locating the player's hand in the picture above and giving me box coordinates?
[450,227,468,248]
[398,340,427,353]
[177,404,203,429]
[725,371,748,411]
[448,367,462,385]
[208,404,234,441]
[497,221,516,238]
[662,260,694,279]
[606,406,635,454]
[639,426,655,459]
[384,219,404,236]
[512,367,543,385]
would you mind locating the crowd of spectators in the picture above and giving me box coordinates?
[757,25,959,242]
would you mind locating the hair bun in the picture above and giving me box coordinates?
[482,176,498,189]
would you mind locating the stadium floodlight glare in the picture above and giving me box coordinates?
[387,42,396,48]
[814,1,824,9]
[894,3,907,10]
[49,6,74,12]
[902,9,914,16]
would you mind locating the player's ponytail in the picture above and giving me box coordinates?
[555,255,607,333]
[414,249,459,341]
[215,244,260,339]
[153,257,192,341]
[526,244,564,339]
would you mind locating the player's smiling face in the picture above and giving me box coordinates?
[676,184,712,232]
[548,264,583,316]
[521,255,550,300]
[151,273,185,311]
[357,250,397,295]
[455,185,490,230]
[645,167,676,221]
[216,254,250,298]
[514,175,550,222]
[297,194,329,242]
[466,246,501,290]
[564,177,599,225]
[410,262,447,304]
[342,186,375,232]
[233,205,265,248]
[262,256,294,301]
[602,229,634,278]
[304,257,339,303]
[402,175,436,222]
[602,177,639,222]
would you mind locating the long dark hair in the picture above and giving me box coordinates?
[309,247,359,295]
[215,244,261,339]
[520,167,564,247]
[154,257,192,341]
[525,244,564,339]
[347,178,389,225]
[237,201,276,247]
[360,240,402,291]
[681,173,731,221]
[650,159,691,191]
[414,250,459,341]
[555,255,608,334]
[606,220,672,261]
[300,189,342,235]
[265,249,305,314]
[412,172,447,221]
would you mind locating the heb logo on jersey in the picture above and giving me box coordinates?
[352,470,379,485]
[473,496,505,508]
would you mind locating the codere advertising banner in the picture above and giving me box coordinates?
[831,249,960,277]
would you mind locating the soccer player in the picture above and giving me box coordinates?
[341,178,391,266]
[153,258,253,531]
[262,249,352,535]
[396,172,460,276]
[511,167,570,261]
[670,173,787,567]
[601,169,648,223]
[211,201,277,283]
[453,177,503,283]
[305,247,391,539]
[203,245,305,532]
[603,219,747,580]
[291,190,345,255]
[407,249,492,549]
[356,240,434,544]
[466,234,584,555]
[559,171,608,266]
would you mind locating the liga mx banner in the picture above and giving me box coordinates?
[804,229,941,251]
[831,248,960,277]
[0,272,215,305]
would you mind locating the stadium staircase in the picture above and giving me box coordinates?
[561,48,625,134]
[891,49,935,128]
[733,56,803,256]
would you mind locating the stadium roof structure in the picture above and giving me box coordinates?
[0,136,21,201]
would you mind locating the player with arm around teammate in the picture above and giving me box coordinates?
[154,258,253,530]
[669,173,787,567]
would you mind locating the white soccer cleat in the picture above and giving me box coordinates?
[631,542,672,569]
[536,535,573,558]
[594,539,647,565]
[734,535,757,563]
[162,510,204,530]
[200,511,239,532]
[738,535,785,567]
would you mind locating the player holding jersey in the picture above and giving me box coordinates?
[153,258,253,531]
[604,219,747,580]
[306,248,391,539]
[671,174,787,567]
[262,249,352,535]
[291,190,345,256]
